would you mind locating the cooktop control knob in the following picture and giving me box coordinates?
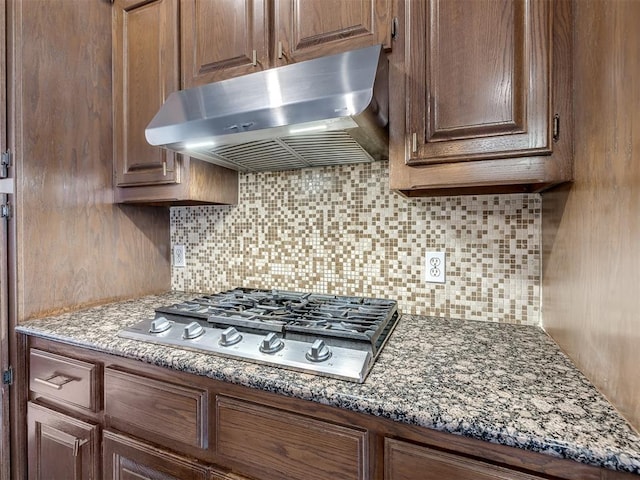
[149,316,172,334]
[306,339,332,362]
[219,326,242,346]
[182,322,205,340]
[259,332,284,354]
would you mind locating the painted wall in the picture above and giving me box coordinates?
[542,0,640,431]
[171,161,541,325]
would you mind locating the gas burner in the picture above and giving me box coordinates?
[119,288,399,383]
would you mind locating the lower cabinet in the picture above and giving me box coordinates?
[384,439,546,480]
[24,336,628,480]
[215,395,368,480]
[103,430,209,480]
[27,402,100,480]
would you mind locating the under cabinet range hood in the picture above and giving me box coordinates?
[145,45,388,172]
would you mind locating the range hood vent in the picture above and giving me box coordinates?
[145,45,388,172]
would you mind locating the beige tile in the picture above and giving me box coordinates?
[171,161,541,325]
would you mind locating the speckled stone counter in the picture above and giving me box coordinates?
[16,292,640,475]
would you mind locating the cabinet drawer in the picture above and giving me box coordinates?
[104,368,208,449]
[216,395,368,480]
[384,438,546,480]
[29,349,99,412]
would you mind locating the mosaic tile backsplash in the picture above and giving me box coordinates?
[170,161,541,325]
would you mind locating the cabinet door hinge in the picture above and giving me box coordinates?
[1,201,11,219]
[553,114,560,142]
[2,367,13,386]
[1,150,11,179]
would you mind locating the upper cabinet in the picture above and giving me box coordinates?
[390,0,573,196]
[113,0,180,188]
[273,0,392,66]
[182,0,392,87]
[113,0,393,204]
[181,0,269,88]
[112,0,238,205]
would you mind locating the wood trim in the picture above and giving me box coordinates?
[0,2,9,473]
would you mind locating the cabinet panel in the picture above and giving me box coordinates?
[406,0,551,164]
[104,368,208,449]
[27,402,99,480]
[384,438,546,480]
[274,0,391,65]
[103,430,208,480]
[216,395,368,480]
[113,0,180,186]
[181,0,269,87]
[389,0,572,195]
[29,349,100,412]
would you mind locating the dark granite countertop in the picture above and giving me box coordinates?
[15,292,640,475]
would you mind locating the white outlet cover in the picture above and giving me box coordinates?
[425,251,445,283]
[173,245,186,267]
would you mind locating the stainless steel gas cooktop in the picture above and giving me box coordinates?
[119,288,399,383]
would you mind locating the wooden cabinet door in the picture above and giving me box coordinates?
[181,0,269,87]
[113,0,180,187]
[27,403,99,480]
[384,439,546,480]
[274,0,392,65]
[406,0,552,165]
[103,430,208,480]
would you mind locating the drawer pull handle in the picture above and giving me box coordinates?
[33,374,75,390]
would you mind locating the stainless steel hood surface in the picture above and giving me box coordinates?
[145,45,388,172]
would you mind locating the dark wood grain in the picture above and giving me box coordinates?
[29,349,100,413]
[542,0,640,432]
[113,0,239,205]
[389,0,573,195]
[181,0,269,87]
[216,395,368,480]
[113,0,180,187]
[114,157,239,205]
[385,438,546,480]
[274,0,392,66]
[27,402,99,480]
[104,367,208,449]
[408,0,550,163]
[103,430,209,480]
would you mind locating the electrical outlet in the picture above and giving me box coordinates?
[425,251,445,283]
[173,245,186,267]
